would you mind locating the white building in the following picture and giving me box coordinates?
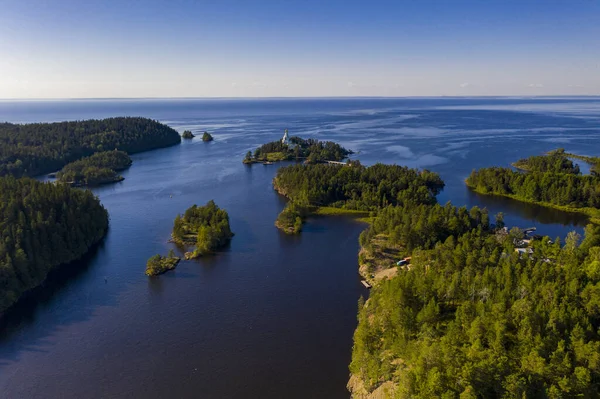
[281,129,289,145]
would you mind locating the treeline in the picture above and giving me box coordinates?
[245,136,351,163]
[172,200,234,258]
[56,150,132,186]
[0,176,109,313]
[512,149,580,174]
[274,163,444,210]
[0,117,181,177]
[350,207,600,397]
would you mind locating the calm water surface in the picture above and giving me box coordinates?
[0,98,599,398]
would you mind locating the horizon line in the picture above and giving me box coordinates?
[1,94,599,101]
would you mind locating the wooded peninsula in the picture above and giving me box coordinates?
[56,150,132,186]
[272,162,444,233]
[0,117,181,177]
[330,162,600,397]
[0,176,109,314]
[466,149,600,222]
[350,203,600,397]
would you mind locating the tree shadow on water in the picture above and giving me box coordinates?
[466,189,590,227]
[0,238,121,366]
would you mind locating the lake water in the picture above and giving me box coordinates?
[0,97,599,398]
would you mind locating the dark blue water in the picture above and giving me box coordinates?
[0,97,598,398]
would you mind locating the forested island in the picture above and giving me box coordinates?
[272,162,444,233]
[511,149,581,174]
[275,203,307,234]
[146,250,181,276]
[56,150,132,186]
[466,149,600,222]
[243,132,351,164]
[346,165,600,397]
[171,200,234,259]
[0,176,109,314]
[202,132,214,142]
[0,117,181,177]
[182,130,195,139]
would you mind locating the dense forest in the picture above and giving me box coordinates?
[56,150,132,186]
[172,200,234,258]
[274,162,444,210]
[350,200,600,397]
[244,135,351,164]
[466,150,600,212]
[0,117,181,177]
[0,176,109,313]
[360,202,493,254]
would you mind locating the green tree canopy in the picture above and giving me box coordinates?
[0,176,109,312]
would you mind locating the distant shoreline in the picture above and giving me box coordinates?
[2,95,600,101]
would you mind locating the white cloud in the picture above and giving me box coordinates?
[527,83,544,88]
[460,82,470,88]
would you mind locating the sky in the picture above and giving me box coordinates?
[0,0,599,98]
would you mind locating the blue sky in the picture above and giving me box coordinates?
[1,0,599,98]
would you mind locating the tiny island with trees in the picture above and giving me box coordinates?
[182,130,195,139]
[243,129,352,165]
[202,132,214,142]
[466,148,600,222]
[171,200,234,259]
[146,250,181,276]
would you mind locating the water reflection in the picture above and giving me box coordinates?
[147,275,165,296]
[0,241,108,343]
[466,189,589,227]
